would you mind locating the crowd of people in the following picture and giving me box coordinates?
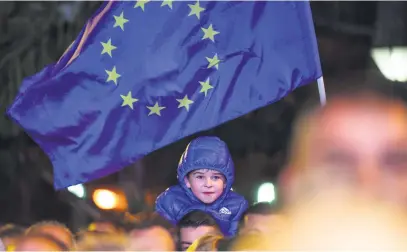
[2,87,407,251]
[0,203,278,251]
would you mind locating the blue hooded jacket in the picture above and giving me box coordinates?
[155,136,248,237]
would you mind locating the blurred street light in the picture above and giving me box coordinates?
[372,2,407,83]
[92,188,128,211]
[257,182,276,203]
[371,47,407,82]
[67,184,86,198]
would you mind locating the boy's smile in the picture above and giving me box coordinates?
[185,169,226,204]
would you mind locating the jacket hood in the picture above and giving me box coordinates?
[177,136,234,205]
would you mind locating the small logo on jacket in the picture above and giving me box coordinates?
[219,207,231,215]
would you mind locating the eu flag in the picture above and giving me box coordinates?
[7,1,322,189]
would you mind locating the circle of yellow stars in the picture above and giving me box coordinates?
[103,0,218,116]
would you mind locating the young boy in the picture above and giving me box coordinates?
[155,136,248,237]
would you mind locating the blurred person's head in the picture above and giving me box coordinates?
[186,234,224,251]
[75,233,129,251]
[216,237,234,251]
[0,224,25,250]
[75,230,113,246]
[127,212,175,251]
[88,211,128,234]
[282,88,407,207]
[0,224,25,238]
[239,202,283,235]
[177,210,221,250]
[232,190,407,250]
[26,221,74,249]
[14,233,68,251]
[87,221,121,234]
[229,233,269,251]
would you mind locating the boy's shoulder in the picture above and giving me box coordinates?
[158,184,184,196]
[224,190,247,202]
[220,190,248,214]
[156,185,190,205]
[155,185,201,222]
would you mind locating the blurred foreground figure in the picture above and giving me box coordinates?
[281,88,407,208]
[75,233,129,251]
[26,221,74,249]
[231,188,407,250]
[239,202,282,235]
[87,221,122,234]
[186,234,224,251]
[127,212,175,251]
[0,224,25,250]
[236,88,407,250]
[14,234,68,251]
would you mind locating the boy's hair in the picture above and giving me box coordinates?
[178,210,219,229]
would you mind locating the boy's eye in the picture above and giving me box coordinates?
[213,176,221,180]
[196,175,204,179]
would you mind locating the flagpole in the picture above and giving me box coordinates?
[317,76,327,106]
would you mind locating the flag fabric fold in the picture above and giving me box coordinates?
[7,0,322,189]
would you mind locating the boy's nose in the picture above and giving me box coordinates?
[204,178,213,187]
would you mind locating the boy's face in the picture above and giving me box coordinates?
[185,169,226,203]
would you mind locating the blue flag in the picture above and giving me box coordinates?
[7,1,322,189]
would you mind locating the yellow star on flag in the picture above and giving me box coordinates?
[161,0,173,9]
[134,0,150,11]
[199,78,214,97]
[147,102,166,116]
[202,24,220,42]
[206,54,220,69]
[188,1,205,20]
[121,91,139,109]
[101,39,117,57]
[113,12,129,31]
[105,66,121,85]
[177,95,194,111]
